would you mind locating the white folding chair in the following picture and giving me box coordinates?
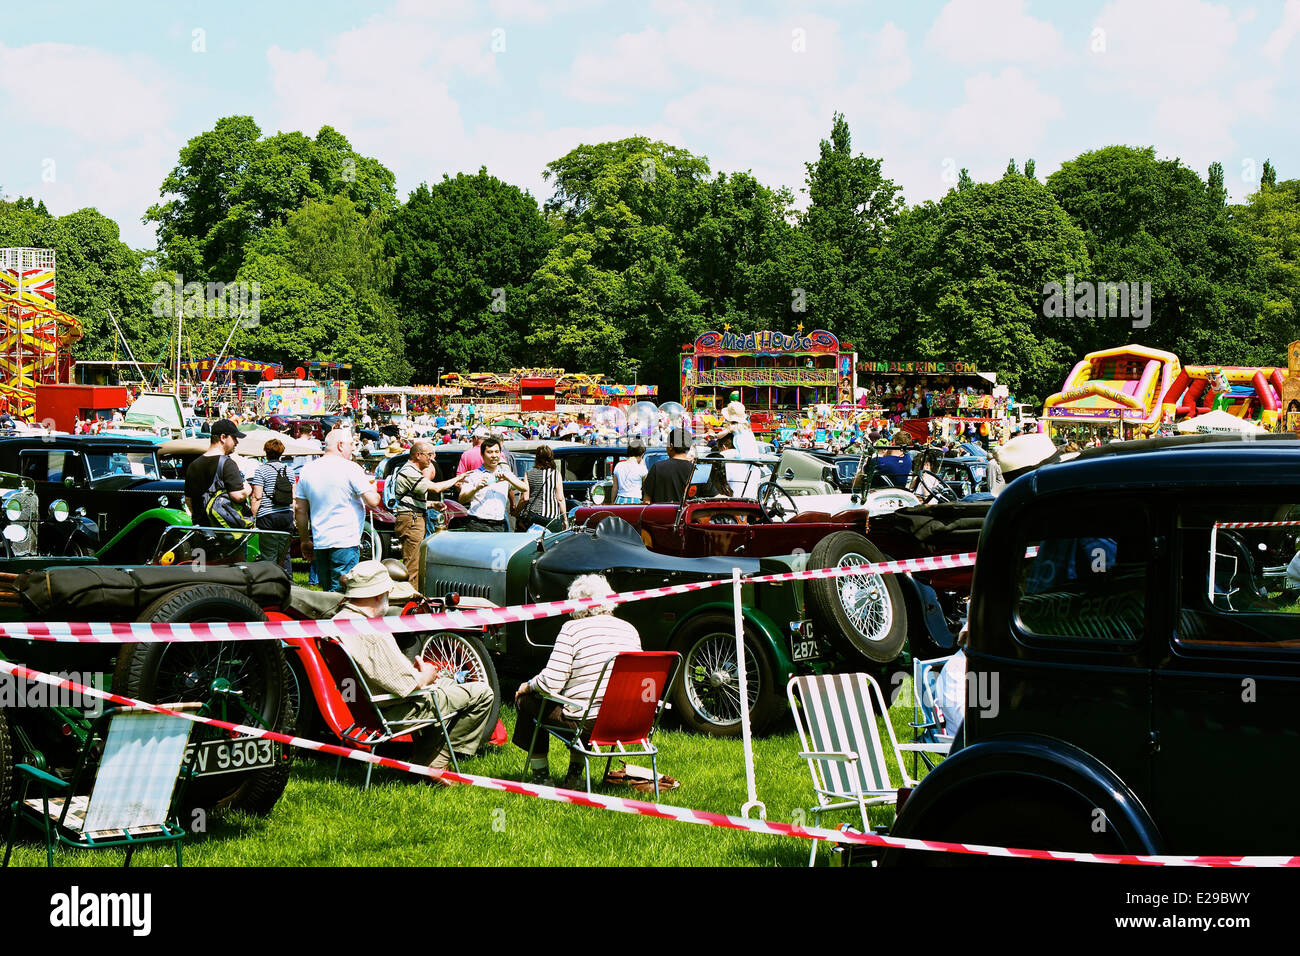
[788,673,919,867]
[908,655,956,773]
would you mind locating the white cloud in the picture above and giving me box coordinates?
[926,0,1065,65]
[1089,0,1237,94]
[558,10,843,105]
[942,67,1063,149]
[1264,0,1300,60]
[0,42,172,142]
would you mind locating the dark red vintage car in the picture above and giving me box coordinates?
[574,458,981,662]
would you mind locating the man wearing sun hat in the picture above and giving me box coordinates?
[333,560,495,771]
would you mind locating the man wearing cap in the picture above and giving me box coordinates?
[295,428,382,591]
[334,561,495,771]
[642,427,696,504]
[185,419,251,519]
[456,427,488,474]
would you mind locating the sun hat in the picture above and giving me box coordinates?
[340,560,400,601]
[993,433,1058,481]
[721,401,747,425]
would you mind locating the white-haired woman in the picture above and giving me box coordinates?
[513,573,642,784]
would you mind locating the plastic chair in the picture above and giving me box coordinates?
[526,651,680,800]
[4,703,201,867]
[788,672,919,867]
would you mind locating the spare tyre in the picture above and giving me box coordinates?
[113,583,292,816]
[807,532,907,663]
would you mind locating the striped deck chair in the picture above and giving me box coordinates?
[4,704,201,868]
[788,673,919,867]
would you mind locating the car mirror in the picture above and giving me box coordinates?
[782,468,794,480]
[63,476,77,487]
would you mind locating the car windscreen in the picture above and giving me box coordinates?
[85,450,161,481]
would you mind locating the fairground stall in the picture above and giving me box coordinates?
[855,358,1009,443]
[440,369,654,421]
[680,329,855,425]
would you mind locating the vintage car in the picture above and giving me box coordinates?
[0,435,191,562]
[0,492,297,819]
[573,457,967,661]
[418,517,910,736]
[885,434,1300,861]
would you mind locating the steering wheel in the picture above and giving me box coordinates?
[757,482,799,522]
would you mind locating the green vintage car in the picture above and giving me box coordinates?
[420,517,897,736]
[0,478,295,821]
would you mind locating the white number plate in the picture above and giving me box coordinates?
[186,737,279,777]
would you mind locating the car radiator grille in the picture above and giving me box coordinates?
[426,578,493,600]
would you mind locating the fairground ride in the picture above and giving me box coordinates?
[0,248,83,418]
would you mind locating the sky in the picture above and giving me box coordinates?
[1,0,1297,250]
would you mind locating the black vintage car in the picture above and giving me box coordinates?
[0,436,191,562]
[886,434,1300,861]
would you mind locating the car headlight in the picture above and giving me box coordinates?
[49,499,70,523]
[591,486,607,504]
[158,495,171,508]
[3,491,23,522]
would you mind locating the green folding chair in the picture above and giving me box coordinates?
[4,703,201,867]
[788,673,919,867]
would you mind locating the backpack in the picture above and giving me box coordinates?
[269,463,294,508]
[203,455,252,533]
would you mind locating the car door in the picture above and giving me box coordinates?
[981,494,1156,802]
[1151,491,1300,854]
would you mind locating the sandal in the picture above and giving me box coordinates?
[629,774,680,794]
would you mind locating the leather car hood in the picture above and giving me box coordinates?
[530,516,763,601]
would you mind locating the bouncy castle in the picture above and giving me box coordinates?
[1159,364,1287,430]
[1043,345,1181,436]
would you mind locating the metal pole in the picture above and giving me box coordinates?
[734,567,766,820]
[1208,522,1219,606]
[104,309,148,384]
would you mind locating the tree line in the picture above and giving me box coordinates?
[2,113,1296,401]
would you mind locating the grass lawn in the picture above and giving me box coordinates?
[4,676,938,867]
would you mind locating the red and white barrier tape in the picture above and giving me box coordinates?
[1214,520,1300,529]
[2,657,1292,868]
[0,550,981,644]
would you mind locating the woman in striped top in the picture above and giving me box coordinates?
[519,444,567,531]
[513,574,642,782]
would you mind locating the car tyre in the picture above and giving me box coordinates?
[670,613,782,737]
[807,532,907,663]
[113,584,292,817]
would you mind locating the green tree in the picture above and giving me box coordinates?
[146,117,396,284]
[525,138,712,389]
[215,196,409,385]
[893,172,1094,397]
[0,200,167,366]
[1234,177,1300,348]
[384,169,555,379]
[1048,145,1268,366]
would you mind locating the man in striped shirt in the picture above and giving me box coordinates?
[513,574,642,783]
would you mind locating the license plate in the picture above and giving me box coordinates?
[185,737,280,777]
[790,622,821,662]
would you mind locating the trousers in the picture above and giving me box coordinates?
[394,511,425,584]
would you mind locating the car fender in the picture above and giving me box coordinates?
[887,734,1163,855]
[897,574,956,651]
[671,600,797,681]
[96,507,192,557]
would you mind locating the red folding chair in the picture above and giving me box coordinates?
[526,651,681,800]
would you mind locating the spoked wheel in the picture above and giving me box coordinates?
[670,614,781,737]
[807,532,907,663]
[417,631,502,750]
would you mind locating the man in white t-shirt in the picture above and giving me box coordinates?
[457,436,527,532]
[294,428,382,591]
